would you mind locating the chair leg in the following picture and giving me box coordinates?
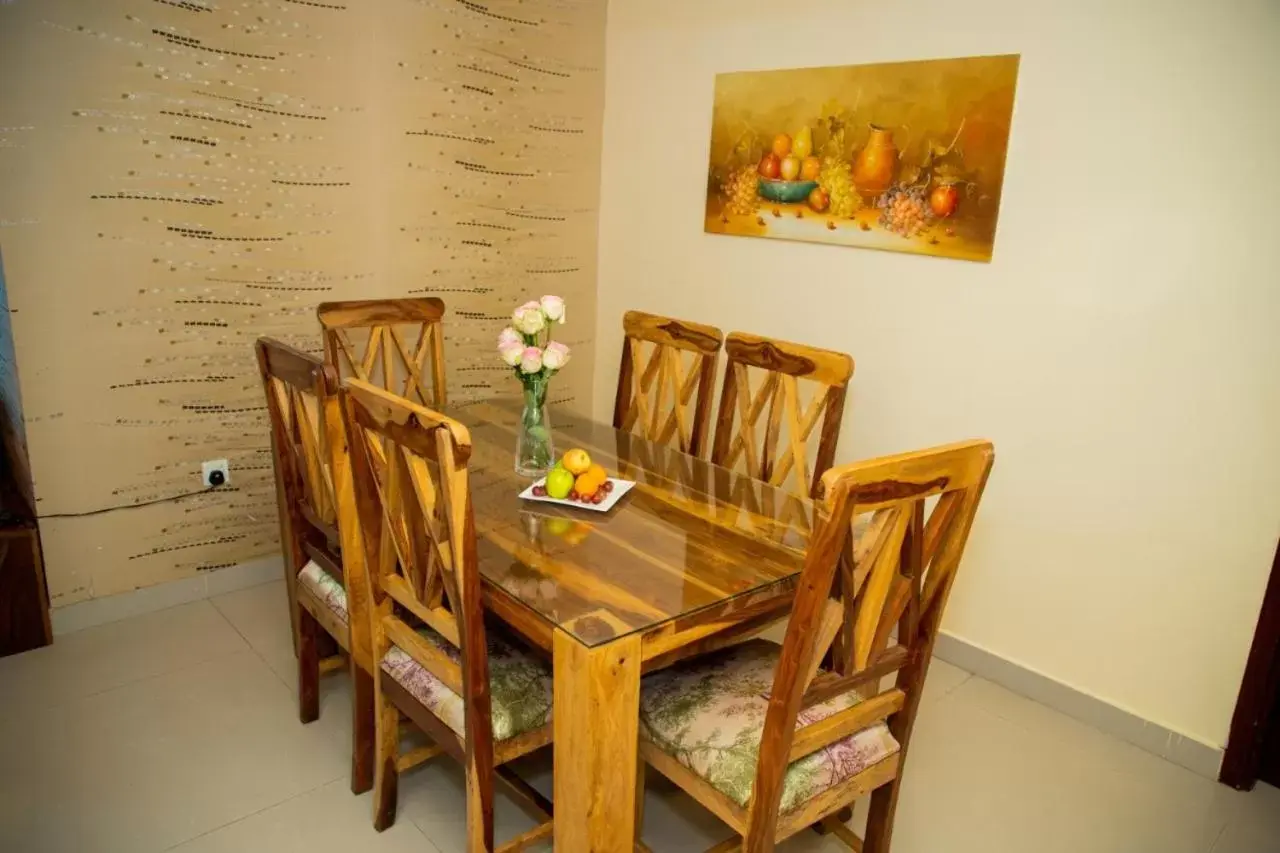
[814,806,854,835]
[635,758,647,846]
[819,816,864,851]
[862,778,902,853]
[351,662,375,794]
[464,760,495,852]
[297,607,320,724]
[372,673,400,832]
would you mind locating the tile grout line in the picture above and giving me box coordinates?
[1206,821,1228,853]
[12,603,261,717]
[167,593,367,851]
[66,648,259,705]
[404,811,461,853]
[158,775,346,851]
[404,816,449,853]
[943,671,974,699]
[207,595,296,693]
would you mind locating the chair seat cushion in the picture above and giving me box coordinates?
[297,560,348,624]
[639,639,900,814]
[381,627,553,743]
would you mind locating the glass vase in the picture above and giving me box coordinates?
[515,381,554,478]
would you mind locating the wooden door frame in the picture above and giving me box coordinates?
[1220,538,1280,790]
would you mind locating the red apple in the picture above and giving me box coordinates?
[757,153,781,180]
[929,183,959,218]
[807,187,830,212]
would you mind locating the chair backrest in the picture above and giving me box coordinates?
[612,310,723,457]
[256,337,342,572]
[256,338,372,666]
[711,333,853,501]
[745,440,994,840]
[340,378,493,763]
[318,298,448,409]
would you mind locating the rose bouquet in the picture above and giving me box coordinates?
[499,296,570,476]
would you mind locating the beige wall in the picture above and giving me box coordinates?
[594,0,1280,746]
[0,0,604,606]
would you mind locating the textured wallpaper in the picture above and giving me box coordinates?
[0,0,605,606]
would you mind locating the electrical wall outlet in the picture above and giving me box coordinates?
[201,459,230,487]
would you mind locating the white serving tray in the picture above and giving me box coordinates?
[518,477,636,513]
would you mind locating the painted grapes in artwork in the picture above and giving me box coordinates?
[706,55,1020,263]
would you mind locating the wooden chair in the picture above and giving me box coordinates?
[341,378,555,850]
[613,310,724,457]
[318,298,448,408]
[635,440,994,852]
[255,337,375,794]
[711,333,853,500]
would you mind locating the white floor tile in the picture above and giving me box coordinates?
[0,651,347,853]
[167,778,437,853]
[397,753,552,852]
[0,600,248,714]
[638,769,735,852]
[888,678,1228,853]
[6,595,1280,852]
[210,580,296,688]
[1208,783,1280,853]
[919,656,971,705]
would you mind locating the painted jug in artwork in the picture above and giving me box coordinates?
[852,124,899,197]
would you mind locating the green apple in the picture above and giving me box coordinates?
[545,465,575,500]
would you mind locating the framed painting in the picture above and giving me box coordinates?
[705,54,1020,263]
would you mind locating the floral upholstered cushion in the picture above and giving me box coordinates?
[381,627,553,743]
[298,560,348,623]
[639,639,900,814]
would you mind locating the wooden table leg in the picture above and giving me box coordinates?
[553,628,641,852]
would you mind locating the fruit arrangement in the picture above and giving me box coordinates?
[754,129,827,209]
[530,447,616,506]
[720,110,973,236]
[876,182,933,238]
[758,130,820,183]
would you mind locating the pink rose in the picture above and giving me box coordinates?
[498,327,521,349]
[512,301,545,336]
[519,346,543,374]
[543,341,570,371]
[540,295,565,323]
[500,342,524,367]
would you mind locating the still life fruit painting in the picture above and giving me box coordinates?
[705,54,1020,263]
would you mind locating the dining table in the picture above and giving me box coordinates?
[448,398,821,851]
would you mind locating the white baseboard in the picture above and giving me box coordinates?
[933,631,1224,780]
[50,555,284,636]
[763,620,1223,779]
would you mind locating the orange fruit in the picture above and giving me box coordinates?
[586,463,608,484]
[574,472,601,498]
[771,133,792,159]
[562,448,591,476]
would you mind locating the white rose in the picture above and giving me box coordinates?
[498,327,522,349]
[500,342,524,367]
[519,346,543,374]
[540,295,565,324]
[542,341,570,371]
[513,301,545,336]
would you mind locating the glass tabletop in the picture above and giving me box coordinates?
[452,399,820,647]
